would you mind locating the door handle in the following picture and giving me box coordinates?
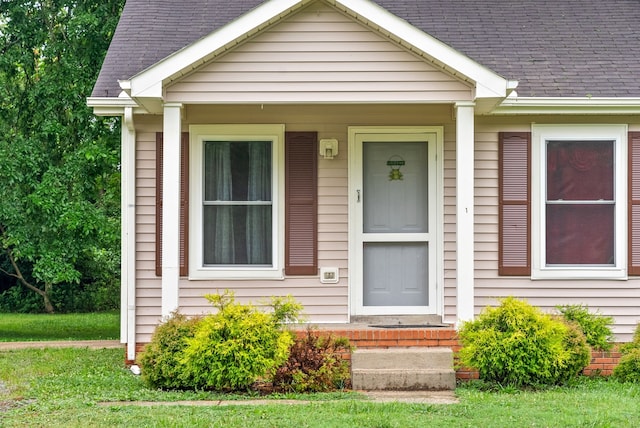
[357,189,361,203]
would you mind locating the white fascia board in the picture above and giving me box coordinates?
[129,0,311,99]
[491,97,640,115]
[331,0,513,99]
[86,96,143,116]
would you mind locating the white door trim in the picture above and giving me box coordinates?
[348,126,444,317]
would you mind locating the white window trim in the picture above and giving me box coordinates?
[189,124,285,280]
[532,124,628,280]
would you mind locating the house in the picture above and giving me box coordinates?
[89,0,640,363]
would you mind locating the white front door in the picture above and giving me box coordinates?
[349,127,442,316]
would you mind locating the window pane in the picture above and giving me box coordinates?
[204,141,272,202]
[546,204,614,265]
[547,141,613,201]
[203,205,272,265]
[203,140,273,266]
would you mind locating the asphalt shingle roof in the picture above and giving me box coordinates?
[92,0,640,99]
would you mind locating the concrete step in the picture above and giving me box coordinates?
[352,347,453,370]
[352,368,456,391]
[351,347,455,391]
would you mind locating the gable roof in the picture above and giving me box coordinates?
[92,0,640,99]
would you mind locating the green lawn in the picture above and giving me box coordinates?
[0,347,638,427]
[0,312,119,341]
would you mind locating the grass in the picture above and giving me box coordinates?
[0,347,639,427]
[0,312,119,341]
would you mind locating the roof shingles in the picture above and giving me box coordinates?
[92,0,640,98]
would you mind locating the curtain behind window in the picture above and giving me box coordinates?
[204,141,272,265]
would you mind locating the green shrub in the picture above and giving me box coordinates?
[138,312,201,389]
[620,323,640,354]
[614,323,640,382]
[559,320,592,382]
[557,304,614,351]
[272,328,352,393]
[613,348,640,383]
[458,297,591,387]
[179,291,303,391]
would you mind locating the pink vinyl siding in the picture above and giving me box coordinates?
[135,129,162,341]
[165,2,472,104]
[133,105,456,343]
[474,121,640,342]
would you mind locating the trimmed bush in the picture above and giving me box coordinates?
[138,312,201,389]
[557,304,614,351]
[272,328,352,393]
[613,323,640,383]
[179,291,303,391]
[559,320,592,382]
[138,291,303,391]
[613,348,640,383]
[458,297,591,387]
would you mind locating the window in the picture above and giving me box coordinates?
[532,125,627,279]
[190,125,284,279]
[203,140,272,265]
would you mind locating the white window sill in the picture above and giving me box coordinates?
[532,267,627,281]
[188,268,284,281]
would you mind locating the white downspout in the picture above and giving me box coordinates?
[122,107,137,362]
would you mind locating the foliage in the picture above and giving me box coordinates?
[139,291,304,391]
[0,277,118,313]
[458,297,591,387]
[557,304,614,351]
[559,320,592,382]
[0,0,124,312]
[272,328,352,393]
[179,292,303,390]
[613,348,640,383]
[138,312,201,390]
[613,323,640,382]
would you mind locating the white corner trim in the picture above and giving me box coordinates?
[492,97,640,115]
[128,0,511,101]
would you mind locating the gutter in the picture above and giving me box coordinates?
[489,96,640,115]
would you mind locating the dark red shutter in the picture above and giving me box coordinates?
[498,132,531,275]
[629,132,640,275]
[155,132,189,277]
[285,132,318,275]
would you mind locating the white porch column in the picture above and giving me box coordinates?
[161,103,183,317]
[455,102,475,324]
[121,107,137,361]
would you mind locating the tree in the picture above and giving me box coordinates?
[0,0,124,312]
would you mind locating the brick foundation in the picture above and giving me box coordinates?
[126,328,623,379]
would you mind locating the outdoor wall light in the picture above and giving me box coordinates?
[319,138,339,160]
